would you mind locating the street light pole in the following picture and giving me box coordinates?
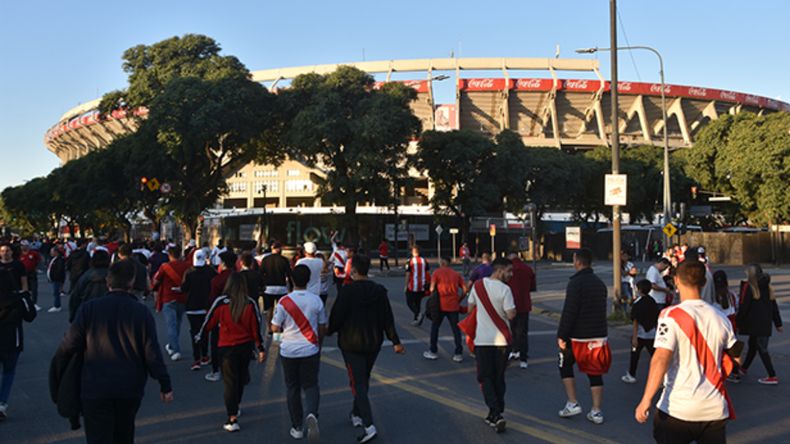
[610,0,623,306]
[576,44,672,248]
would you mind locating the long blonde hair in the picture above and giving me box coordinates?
[745,263,775,301]
[223,272,249,322]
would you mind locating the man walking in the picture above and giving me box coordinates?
[19,241,42,311]
[260,241,292,329]
[467,257,516,433]
[296,242,324,300]
[557,248,610,425]
[404,246,429,326]
[636,260,739,444]
[152,246,190,361]
[377,240,390,273]
[646,258,672,309]
[53,260,173,443]
[423,257,467,363]
[116,244,150,301]
[507,251,536,369]
[271,264,327,443]
[459,242,472,277]
[328,255,404,443]
[330,233,349,292]
[65,238,90,292]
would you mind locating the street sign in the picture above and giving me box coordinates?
[566,226,581,249]
[489,224,496,237]
[604,174,627,206]
[435,225,444,235]
[146,177,161,192]
[449,228,459,234]
[663,222,678,238]
[160,182,172,194]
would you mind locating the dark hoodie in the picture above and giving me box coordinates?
[737,274,782,337]
[0,270,37,353]
[69,267,109,322]
[182,266,217,312]
[328,279,401,353]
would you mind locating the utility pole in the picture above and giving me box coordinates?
[610,0,623,306]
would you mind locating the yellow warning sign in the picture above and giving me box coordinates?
[146,178,161,191]
[663,223,677,238]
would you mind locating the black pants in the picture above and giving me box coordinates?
[281,353,321,428]
[210,327,221,373]
[341,350,379,427]
[405,291,424,320]
[379,257,390,271]
[430,311,462,355]
[629,337,655,376]
[187,314,209,362]
[221,342,253,417]
[558,346,603,386]
[27,271,38,304]
[334,276,345,293]
[475,346,509,417]
[743,335,776,377]
[653,410,726,444]
[82,397,142,444]
[510,313,530,361]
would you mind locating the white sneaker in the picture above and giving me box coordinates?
[452,354,464,363]
[236,409,241,418]
[0,403,7,421]
[519,361,529,369]
[423,351,439,360]
[508,352,520,361]
[305,413,319,443]
[558,402,582,418]
[48,306,62,313]
[587,410,604,425]
[621,373,637,384]
[205,371,221,382]
[357,424,377,443]
[170,352,182,361]
[165,344,174,356]
[290,427,304,439]
[350,413,363,428]
[223,421,240,432]
[410,319,420,326]
[35,304,42,311]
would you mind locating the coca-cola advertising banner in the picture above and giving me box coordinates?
[372,80,429,93]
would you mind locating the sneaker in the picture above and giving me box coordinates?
[558,402,582,418]
[223,421,240,432]
[494,416,507,433]
[0,403,7,421]
[290,427,304,439]
[236,409,241,418]
[305,413,319,443]
[484,415,495,427]
[190,361,201,371]
[165,344,174,356]
[357,424,377,443]
[350,413,363,428]
[200,356,211,366]
[519,361,529,369]
[171,352,182,361]
[47,306,62,313]
[621,373,637,384]
[452,354,464,363]
[416,313,425,326]
[508,352,520,361]
[205,371,221,382]
[423,351,439,360]
[410,318,420,326]
[587,410,604,425]
[727,374,742,384]
[35,304,42,311]
[758,376,779,385]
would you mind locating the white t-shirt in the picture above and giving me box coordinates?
[654,300,736,422]
[296,257,324,297]
[271,290,327,359]
[646,265,668,305]
[700,266,715,305]
[467,278,515,347]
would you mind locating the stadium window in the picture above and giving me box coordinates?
[287,169,300,177]
[285,180,313,192]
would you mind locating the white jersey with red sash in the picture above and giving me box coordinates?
[406,256,429,292]
[331,247,348,279]
[654,300,737,421]
[271,290,328,359]
[466,278,515,347]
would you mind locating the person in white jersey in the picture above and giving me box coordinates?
[635,260,741,444]
[271,265,327,443]
[645,258,672,309]
[296,242,324,302]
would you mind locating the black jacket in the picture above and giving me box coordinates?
[55,291,172,400]
[260,254,292,288]
[182,266,217,311]
[0,291,37,353]
[65,248,90,285]
[49,350,83,430]
[48,256,66,283]
[241,269,264,299]
[328,279,401,353]
[557,268,608,340]
[737,276,782,337]
[68,267,109,322]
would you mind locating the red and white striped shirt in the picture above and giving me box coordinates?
[332,248,348,279]
[406,256,429,292]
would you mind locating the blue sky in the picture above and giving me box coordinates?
[1,0,788,189]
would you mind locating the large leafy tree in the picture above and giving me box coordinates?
[1,178,55,235]
[278,66,421,242]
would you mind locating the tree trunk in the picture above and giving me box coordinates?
[344,200,359,250]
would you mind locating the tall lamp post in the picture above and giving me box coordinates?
[576,44,672,249]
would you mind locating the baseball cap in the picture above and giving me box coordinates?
[271,241,282,250]
[304,242,317,254]
[193,249,208,267]
[697,246,706,254]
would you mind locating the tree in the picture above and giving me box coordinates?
[279,66,421,242]
[486,131,532,214]
[1,180,52,235]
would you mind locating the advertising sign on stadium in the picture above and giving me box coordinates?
[434,104,458,132]
[514,78,554,91]
[460,78,508,91]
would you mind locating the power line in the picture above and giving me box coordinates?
[617,8,641,81]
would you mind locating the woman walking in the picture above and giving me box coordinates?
[196,273,266,432]
[0,266,37,419]
[736,264,783,385]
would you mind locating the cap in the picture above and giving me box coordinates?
[272,241,282,250]
[304,242,317,254]
[193,249,207,267]
[188,239,196,247]
[697,246,706,254]
[20,240,30,247]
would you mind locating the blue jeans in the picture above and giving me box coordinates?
[0,351,20,404]
[52,281,63,308]
[163,302,185,354]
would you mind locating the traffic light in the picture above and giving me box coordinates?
[140,177,148,184]
[690,185,698,200]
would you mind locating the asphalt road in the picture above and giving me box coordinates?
[3,262,790,443]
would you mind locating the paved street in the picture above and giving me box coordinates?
[4,262,790,443]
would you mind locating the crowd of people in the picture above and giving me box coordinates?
[0,231,784,443]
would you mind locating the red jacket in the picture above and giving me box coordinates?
[210,269,232,301]
[508,258,536,313]
[20,251,41,273]
[153,259,190,308]
[200,296,264,351]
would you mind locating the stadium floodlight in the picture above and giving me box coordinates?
[431,75,450,81]
[575,47,599,54]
